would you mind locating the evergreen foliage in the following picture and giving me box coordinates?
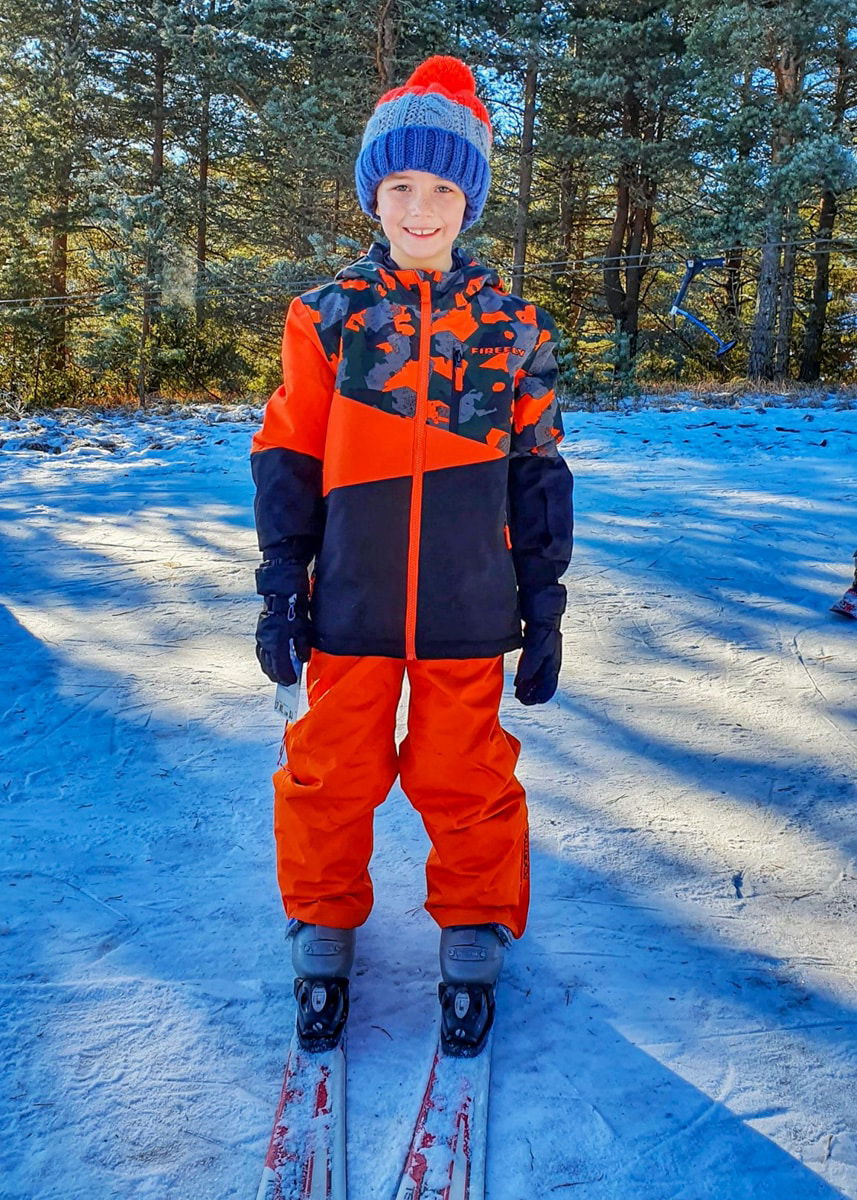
[1,0,855,405]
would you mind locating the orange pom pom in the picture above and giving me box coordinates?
[406,55,476,96]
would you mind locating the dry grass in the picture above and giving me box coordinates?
[0,390,268,420]
[643,378,857,403]
[560,378,857,411]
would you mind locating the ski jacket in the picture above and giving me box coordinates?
[251,242,573,660]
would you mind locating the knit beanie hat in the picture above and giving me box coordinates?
[355,56,492,231]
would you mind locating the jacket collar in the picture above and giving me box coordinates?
[335,241,503,301]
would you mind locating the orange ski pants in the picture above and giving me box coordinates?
[273,651,529,937]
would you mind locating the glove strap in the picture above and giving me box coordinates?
[255,557,309,597]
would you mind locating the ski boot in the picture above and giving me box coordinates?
[438,924,512,1058]
[290,922,355,1052]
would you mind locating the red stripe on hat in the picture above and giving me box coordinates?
[375,83,491,133]
[375,55,491,134]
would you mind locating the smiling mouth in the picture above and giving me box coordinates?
[403,228,441,238]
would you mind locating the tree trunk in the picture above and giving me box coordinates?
[44,0,81,390]
[724,246,743,328]
[720,74,751,348]
[374,0,396,90]
[774,212,797,379]
[139,38,167,405]
[559,158,587,327]
[510,52,539,297]
[798,189,837,382]
[748,222,781,381]
[558,160,574,260]
[602,90,657,361]
[195,79,210,328]
[798,26,851,382]
[750,32,804,382]
[46,158,71,382]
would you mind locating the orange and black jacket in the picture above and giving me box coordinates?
[251,242,573,660]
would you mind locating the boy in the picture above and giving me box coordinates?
[251,55,573,1055]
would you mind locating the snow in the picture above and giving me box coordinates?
[1,400,856,1199]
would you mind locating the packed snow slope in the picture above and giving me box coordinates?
[1,401,856,1200]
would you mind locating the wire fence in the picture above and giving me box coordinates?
[1,236,854,311]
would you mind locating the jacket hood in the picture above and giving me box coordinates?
[335,240,504,300]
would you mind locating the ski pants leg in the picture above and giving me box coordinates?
[273,653,403,930]
[399,657,529,938]
[272,651,529,937]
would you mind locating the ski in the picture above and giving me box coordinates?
[256,1035,346,1200]
[392,1029,493,1200]
[832,550,857,618]
[831,587,857,618]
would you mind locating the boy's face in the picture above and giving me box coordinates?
[375,170,467,272]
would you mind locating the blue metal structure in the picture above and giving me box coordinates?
[670,257,737,357]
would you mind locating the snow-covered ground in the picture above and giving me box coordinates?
[1,401,856,1200]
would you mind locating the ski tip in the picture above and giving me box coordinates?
[831,600,857,618]
[831,585,857,618]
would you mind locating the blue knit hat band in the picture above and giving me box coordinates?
[355,56,492,229]
[361,91,491,160]
[356,127,490,231]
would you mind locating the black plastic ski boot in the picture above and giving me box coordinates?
[290,922,356,978]
[289,923,355,1052]
[438,981,495,1057]
[437,924,510,1057]
[294,976,350,1052]
[439,924,510,986]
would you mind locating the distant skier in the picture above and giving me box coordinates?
[249,55,573,1057]
[831,549,857,619]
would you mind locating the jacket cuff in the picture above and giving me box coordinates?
[519,583,566,627]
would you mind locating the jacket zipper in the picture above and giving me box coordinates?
[448,346,463,435]
[405,279,433,660]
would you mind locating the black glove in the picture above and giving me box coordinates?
[514,624,562,705]
[514,583,565,706]
[254,559,312,685]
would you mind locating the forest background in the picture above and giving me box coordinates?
[1,0,856,409]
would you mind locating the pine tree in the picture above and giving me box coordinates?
[798,14,857,382]
[0,0,103,403]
